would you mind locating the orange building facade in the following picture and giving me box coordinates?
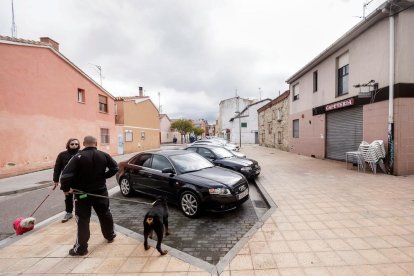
[0,36,117,178]
[115,92,160,154]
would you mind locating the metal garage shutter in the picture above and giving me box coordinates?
[326,106,363,160]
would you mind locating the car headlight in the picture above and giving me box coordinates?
[209,188,231,195]
[240,166,252,172]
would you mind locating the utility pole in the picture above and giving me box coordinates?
[97,65,102,86]
[11,0,17,37]
[158,92,162,113]
[259,87,262,100]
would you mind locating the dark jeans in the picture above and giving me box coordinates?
[65,193,74,213]
[73,191,114,253]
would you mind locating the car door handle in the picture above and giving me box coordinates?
[147,173,153,178]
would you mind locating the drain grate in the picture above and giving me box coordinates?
[253,200,267,208]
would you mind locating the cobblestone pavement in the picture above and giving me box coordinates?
[110,185,260,265]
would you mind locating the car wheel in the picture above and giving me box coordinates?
[119,177,134,197]
[180,191,200,218]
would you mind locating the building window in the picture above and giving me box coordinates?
[278,131,282,144]
[114,104,118,116]
[313,71,318,92]
[100,128,110,144]
[241,122,247,128]
[77,89,85,103]
[293,83,299,101]
[293,119,299,138]
[268,123,272,134]
[125,130,133,142]
[337,52,349,96]
[276,109,282,121]
[99,95,108,113]
[338,64,349,96]
[141,131,145,140]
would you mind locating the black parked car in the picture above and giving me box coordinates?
[186,145,260,179]
[116,150,249,218]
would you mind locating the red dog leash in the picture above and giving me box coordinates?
[29,183,58,217]
[13,184,57,235]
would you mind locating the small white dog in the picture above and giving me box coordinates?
[20,217,36,228]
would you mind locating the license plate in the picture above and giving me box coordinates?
[237,189,248,200]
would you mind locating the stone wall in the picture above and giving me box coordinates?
[258,95,290,151]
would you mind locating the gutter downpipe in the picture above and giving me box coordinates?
[388,5,395,174]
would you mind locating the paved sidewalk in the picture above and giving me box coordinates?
[1,145,413,275]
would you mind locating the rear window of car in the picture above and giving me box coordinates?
[151,155,173,171]
[186,147,198,153]
[132,154,152,167]
[170,152,214,173]
[197,148,215,159]
[211,147,233,158]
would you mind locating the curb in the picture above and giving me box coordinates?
[0,182,54,196]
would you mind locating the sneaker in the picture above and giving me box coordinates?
[62,213,73,223]
[69,248,88,256]
[107,233,116,243]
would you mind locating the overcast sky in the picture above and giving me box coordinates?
[0,0,384,123]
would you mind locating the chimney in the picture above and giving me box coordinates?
[40,37,59,51]
[139,87,143,97]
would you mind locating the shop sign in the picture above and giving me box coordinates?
[325,98,354,111]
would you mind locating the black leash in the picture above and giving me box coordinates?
[72,189,152,206]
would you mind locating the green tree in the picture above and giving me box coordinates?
[171,119,194,143]
[193,127,204,138]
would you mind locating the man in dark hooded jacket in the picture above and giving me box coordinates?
[53,138,80,222]
[60,135,118,256]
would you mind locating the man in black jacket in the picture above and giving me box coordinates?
[53,138,80,222]
[60,135,118,256]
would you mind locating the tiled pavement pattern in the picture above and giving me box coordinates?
[110,190,259,264]
[1,144,414,275]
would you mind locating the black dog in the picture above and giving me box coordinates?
[143,197,170,255]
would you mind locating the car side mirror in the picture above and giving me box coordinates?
[162,168,175,175]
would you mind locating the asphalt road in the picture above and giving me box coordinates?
[0,177,118,240]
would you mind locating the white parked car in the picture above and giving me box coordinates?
[188,140,245,158]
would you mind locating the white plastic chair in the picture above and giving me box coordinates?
[359,140,387,174]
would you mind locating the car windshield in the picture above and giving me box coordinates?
[169,152,214,173]
[210,147,234,158]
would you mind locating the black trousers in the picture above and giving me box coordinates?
[65,193,74,213]
[73,191,114,253]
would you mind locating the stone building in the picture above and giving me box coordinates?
[258,91,290,151]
